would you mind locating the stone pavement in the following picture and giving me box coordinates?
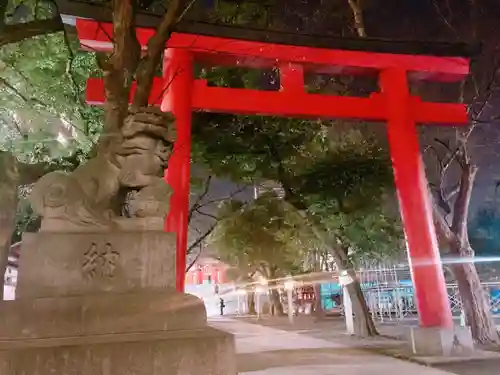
[209,316,457,375]
[226,315,500,375]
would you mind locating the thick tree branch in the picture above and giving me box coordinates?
[432,199,459,252]
[132,0,186,109]
[0,17,64,47]
[99,0,140,154]
[450,163,477,245]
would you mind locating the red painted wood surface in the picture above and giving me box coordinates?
[380,68,453,328]
[162,48,194,293]
[76,18,469,81]
[87,77,468,124]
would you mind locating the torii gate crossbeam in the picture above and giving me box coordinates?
[76,18,471,330]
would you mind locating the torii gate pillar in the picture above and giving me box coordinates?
[381,68,452,329]
[162,49,194,293]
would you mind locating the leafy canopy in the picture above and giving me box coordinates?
[211,192,317,278]
[1,1,102,163]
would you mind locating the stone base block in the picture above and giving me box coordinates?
[409,326,474,356]
[17,232,177,299]
[0,292,207,339]
[6,231,236,374]
[0,325,236,375]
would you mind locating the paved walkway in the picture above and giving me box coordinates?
[209,317,456,375]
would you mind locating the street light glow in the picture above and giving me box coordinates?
[284,278,295,291]
[258,276,268,286]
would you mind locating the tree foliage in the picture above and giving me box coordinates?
[0,3,103,246]
[211,192,314,279]
[0,26,102,162]
[0,1,103,296]
[194,109,403,263]
[297,133,404,263]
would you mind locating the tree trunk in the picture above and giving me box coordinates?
[313,283,326,320]
[0,150,71,298]
[271,289,285,316]
[443,161,498,343]
[0,221,14,300]
[332,243,378,337]
[247,290,257,315]
[0,177,16,301]
[268,281,285,316]
[452,262,499,343]
[345,270,378,337]
[295,209,378,336]
[0,152,20,300]
[0,197,16,299]
[312,249,325,320]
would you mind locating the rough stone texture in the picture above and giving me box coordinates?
[0,326,236,375]
[17,232,176,298]
[409,326,474,356]
[0,231,236,374]
[29,109,175,232]
[0,292,207,339]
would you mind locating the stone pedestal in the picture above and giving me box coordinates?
[0,232,236,374]
[408,326,474,356]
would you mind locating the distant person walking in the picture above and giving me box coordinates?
[219,298,226,316]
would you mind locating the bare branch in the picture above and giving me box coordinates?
[194,209,218,220]
[0,76,46,107]
[443,183,460,201]
[185,243,203,272]
[432,138,464,188]
[187,222,218,255]
[347,0,367,38]
[0,17,64,47]
[431,0,458,37]
[188,175,213,222]
[450,163,478,241]
[196,184,248,207]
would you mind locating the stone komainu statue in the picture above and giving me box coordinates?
[30,108,175,231]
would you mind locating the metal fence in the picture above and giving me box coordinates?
[358,264,500,322]
[320,262,500,322]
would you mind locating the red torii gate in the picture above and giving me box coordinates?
[75,18,470,330]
